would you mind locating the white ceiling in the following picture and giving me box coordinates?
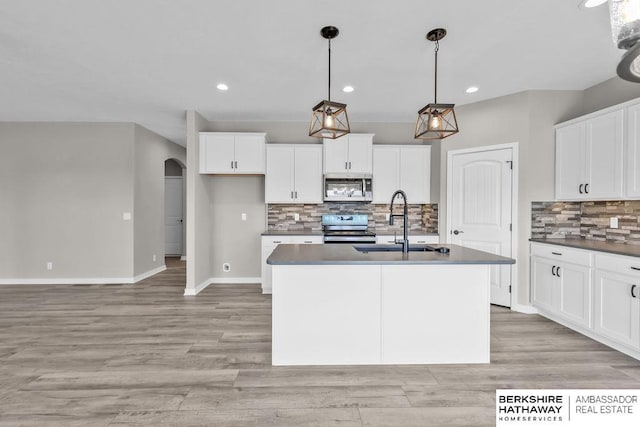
[0,0,622,145]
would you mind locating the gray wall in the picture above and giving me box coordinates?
[165,159,183,176]
[581,76,640,115]
[0,123,135,279]
[186,111,213,291]
[133,125,186,276]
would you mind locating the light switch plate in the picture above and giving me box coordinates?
[123,212,132,221]
[610,217,619,229]
[241,213,247,221]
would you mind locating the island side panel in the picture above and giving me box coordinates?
[381,264,490,364]
[271,265,382,366]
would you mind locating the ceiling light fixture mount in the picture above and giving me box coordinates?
[309,26,350,139]
[415,28,459,140]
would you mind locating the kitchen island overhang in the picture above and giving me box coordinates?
[267,243,515,366]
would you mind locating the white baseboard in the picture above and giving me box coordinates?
[180,256,187,261]
[0,265,167,286]
[209,277,261,284]
[511,303,538,314]
[183,276,261,296]
[133,265,166,283]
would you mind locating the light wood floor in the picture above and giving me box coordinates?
[1,261,640,426]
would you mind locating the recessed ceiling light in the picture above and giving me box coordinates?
[465,86,479,94]
[216,83,229,91]
[579,0,607,9]
[342,85,354,93]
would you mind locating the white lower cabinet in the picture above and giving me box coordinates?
[594,254,640,349]
[530,243,592,329]
[531,242,640,360]
[261,235,322,294]
[376,235,439,245]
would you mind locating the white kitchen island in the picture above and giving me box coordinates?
[267,243,515,366]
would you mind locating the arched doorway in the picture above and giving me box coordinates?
[164,159,185,267]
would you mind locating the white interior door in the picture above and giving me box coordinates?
[449,148,513,307]
[165,177,183,255]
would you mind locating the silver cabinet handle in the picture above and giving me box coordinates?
[345,161,348,170]
[231,160,234,169]
[291,191,294,199]
[294,191,298,199]
[556,266,561,277]
[631,267,640,271]
[632,285,638,298]
[348,161,352,169]
[585,183,589,194]
[552,266,557,276]
[579,184,584,194]
[552,252,562,256]
[234,161,238,169]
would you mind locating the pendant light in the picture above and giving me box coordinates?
[415,28,459,140]
[309,26,351,139]
[609,0,640,82]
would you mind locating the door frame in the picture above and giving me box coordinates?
[446,142,519,309]
[164,176,184,257]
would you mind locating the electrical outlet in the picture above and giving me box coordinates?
[241,213,247,221]
[152,254,157,262]
[46,262,53,270]
[610,217,619,229]
[294,213,300,221]
[223,263,231,272]
[385,213,390,221]
[123,212,131,221]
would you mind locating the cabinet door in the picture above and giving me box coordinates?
[531,256,557,313]
[584,110,623,199]
[293,145,323,203]
[555,123,586,200]
[400,146,431,204]
[261,245,276,294]
[265,145,294,203]
[372,146,400,203]
[346,134,373,174]
[323,136,349,173]
[594,270,640,349]
[200,134,235,173]
[557,262,592,329]
[234,134,265,174]
[626,103,640,198]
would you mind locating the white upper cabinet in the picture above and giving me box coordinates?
[265,144,322,204]
[199,132,266,174]
[372,145,430,204]
[323,134,373,174]
[626,101,640,198]
[555,109,623,200]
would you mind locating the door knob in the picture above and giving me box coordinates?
[453,230,464,235]
[178,219,183,223]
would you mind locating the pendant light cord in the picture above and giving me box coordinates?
[328,38,332,102]
[434,38,439,104]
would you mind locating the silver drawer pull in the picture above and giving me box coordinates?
[631,267,640,271]
[551,252,562,256]
[304,240,312,243]
[417,240,426,243]
[273,240,282,244]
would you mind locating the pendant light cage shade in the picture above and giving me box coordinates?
[309,100,350,139]
[415,28,459,140]
[610,0,640,82]
[415,103,459,140]
[309,26,351,139]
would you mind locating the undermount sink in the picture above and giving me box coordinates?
[353,244,437,253]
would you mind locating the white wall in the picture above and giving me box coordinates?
[133,124,186,277]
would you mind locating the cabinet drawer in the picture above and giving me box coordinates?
[530,243,592,266]
[596,252,640,275]
[291,236,323,244]
[262,236,292,245]
[409,235,439,244]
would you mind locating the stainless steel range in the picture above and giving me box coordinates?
[322,214,376,244]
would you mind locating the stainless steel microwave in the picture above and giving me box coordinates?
[323,174,373,202]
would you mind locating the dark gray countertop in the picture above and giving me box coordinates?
[530,238,640,258]
[262,229,322,236]
[267,243,515,265]
[262,229,438,236]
